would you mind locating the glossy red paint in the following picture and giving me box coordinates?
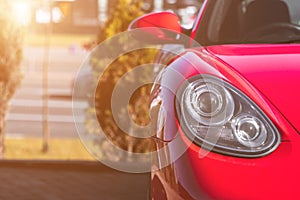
[128,0,300,199]
[164,48,299,140]
[149,46,300,198]
[180,130,300,200]
[129,12,181,33]
[171,45,300,199]
[128,12,182,42]
[206,44,300,133]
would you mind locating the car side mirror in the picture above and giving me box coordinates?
[128,12,182,43]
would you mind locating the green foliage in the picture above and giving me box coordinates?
[87,0,157,160]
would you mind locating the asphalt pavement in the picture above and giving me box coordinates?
[0,160,150,200]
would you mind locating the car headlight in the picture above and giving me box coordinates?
[176,75,280,158]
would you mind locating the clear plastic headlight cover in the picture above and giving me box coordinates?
[176,75,281,157]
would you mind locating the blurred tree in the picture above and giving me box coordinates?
[97,0,144,42]
[86,0,157,161]
[0,1,23,157]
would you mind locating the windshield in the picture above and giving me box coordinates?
[195,0,300,45]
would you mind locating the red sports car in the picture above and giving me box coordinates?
[130,0,300,199]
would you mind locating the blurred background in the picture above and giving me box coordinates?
[2,0,202,160]
[0,0,203,199]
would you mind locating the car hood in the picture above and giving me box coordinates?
[206,44,300,132]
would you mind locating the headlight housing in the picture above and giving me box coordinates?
[176,75,280,158]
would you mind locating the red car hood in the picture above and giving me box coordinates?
[206,44,300,132]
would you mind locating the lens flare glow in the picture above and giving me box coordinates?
[12,2,31,26]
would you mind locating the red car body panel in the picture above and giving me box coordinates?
[207,44,300,133]
[145,0,300,199]
[182,134,300,199]
[151,45,300,199]
[181,45,300,200]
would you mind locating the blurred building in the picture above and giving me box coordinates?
[163,0,203,29]
[29,0,156,34]
[31,0,99,34]
[11,0,201,34]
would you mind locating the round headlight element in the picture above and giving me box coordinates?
[232,114,267,148]
[177,75,281,158]
[195,86,223,117]
[184,80,234,126]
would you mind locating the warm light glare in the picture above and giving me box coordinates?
[52,7,64,23]
[35,7,64,24]
[36,8,51,24]
[12,2,31,26]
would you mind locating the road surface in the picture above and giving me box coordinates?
[0,160,150,200]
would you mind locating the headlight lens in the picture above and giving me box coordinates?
[176,75,280,157]
[232,114,267,148]
[185,79,234,126]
